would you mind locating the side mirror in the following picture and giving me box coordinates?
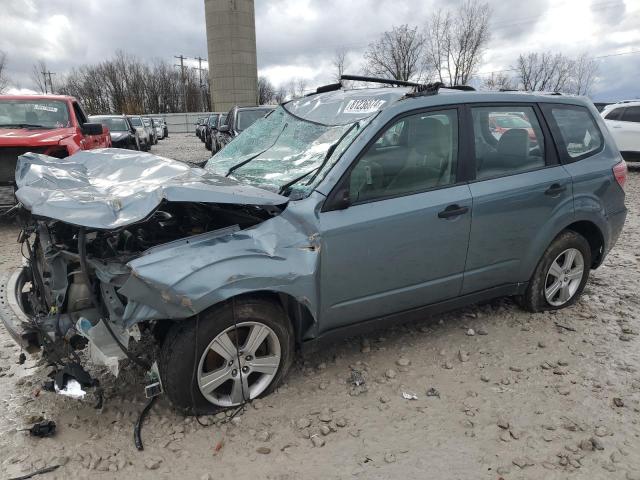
[218,125,229,133]
[81,122,104,135]
[329,187,351,211]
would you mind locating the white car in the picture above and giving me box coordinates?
[601,101,640,162]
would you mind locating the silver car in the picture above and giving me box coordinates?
[128,115,151,151]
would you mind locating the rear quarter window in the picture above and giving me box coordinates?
[544,105,603,161]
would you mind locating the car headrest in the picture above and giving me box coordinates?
[497,128,529,158]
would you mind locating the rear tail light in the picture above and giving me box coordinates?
[613,160,627,190]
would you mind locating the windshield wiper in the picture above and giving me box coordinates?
[0,123,50,129]
[278,167,322,195]
[278,121,361,196]
[226,122,288,177]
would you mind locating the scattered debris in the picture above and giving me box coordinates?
[402,391,418,400]
[613,397,624,407]
[18,420,56,438]
[426,387,440,398]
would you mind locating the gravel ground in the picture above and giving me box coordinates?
[153,133,213,166]
[0,136,639,479]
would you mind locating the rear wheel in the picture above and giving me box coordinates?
[521,231,591,312]
[159,297,294,414]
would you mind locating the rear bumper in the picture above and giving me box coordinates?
[0,267,39,350]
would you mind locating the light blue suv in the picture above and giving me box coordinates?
[2,78,627,413]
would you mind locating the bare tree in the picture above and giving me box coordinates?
[364,24,426,81]
[31,60,49,93]
[569,52,599,96]
[258,76,276,104]
[333,48,349,82]
[482,72,516,91]
[515,52,574,92]
[425,0,491,85]
[0,51,9,93]
[274,85,287,104]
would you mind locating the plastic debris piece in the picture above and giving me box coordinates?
[402,391,418,400]
[28,420,56,438]
[54,379,86,399]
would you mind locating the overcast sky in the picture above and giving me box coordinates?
[1,0,639,101]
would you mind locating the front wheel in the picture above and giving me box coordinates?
[159,297,294,414]
[520,231,591,312]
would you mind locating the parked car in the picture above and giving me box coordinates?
[216,106,274,151]
[204,112,224,151]
[128,115,151,151]
[142,117,158,145]
[0,94,110,208]
[154,117,168,138]
[195,117,207,139]
[207,113,227,153]
[149,117,164,140]
[488,112,538,145]
[601,100,640,162]
[1,83,627,414]
[89,115,140,150]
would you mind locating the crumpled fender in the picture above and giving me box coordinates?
[118,208,321,328]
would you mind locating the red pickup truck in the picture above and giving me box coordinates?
[0,94,111,207]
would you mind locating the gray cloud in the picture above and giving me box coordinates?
[0,0,638,100]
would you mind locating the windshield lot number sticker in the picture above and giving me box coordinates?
[344,99,385,114]
[33,105,58,113]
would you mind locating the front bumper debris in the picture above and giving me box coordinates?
[0,267,38,350]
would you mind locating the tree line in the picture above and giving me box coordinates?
[0,0,601,108]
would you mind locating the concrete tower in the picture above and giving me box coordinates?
[205,0,258,112]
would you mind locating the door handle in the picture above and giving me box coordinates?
[545,183,567,196]
[438,204,469,219]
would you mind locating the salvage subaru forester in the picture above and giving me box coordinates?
[1,78,627,413]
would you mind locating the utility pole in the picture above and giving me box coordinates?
[41,70,55,94]
[194,56,207,112]
[174,55,187,113]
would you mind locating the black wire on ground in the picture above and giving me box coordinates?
[8,464,60,480]
[77,228,150,371]
[134,395,157,451]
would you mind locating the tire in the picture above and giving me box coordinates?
[159,297,294,415]
[520,230,591,312]
[205,137,211,151]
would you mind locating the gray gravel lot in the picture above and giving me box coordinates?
[0,136,639,479]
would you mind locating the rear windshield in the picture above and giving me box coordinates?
[0,99,71,129]
[91,117,129,132]
[208,114,219,126]
[130,117,142,127]
[236,109,272,131]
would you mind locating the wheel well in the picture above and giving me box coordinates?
[152,292,315,348]
[564,221,604,268]
[236,291,316,347]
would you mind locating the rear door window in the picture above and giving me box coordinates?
[621,106,640,123]
[544,105,603,160]
[471,105,546,180]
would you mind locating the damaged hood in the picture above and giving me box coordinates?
[15,148,288,229]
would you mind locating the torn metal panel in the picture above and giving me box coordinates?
[15,149,288,229]
[118,201,321,327]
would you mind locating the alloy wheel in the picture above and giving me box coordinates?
[544,248,585,307]
[196,321,281,407]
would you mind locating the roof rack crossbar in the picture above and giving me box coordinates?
[340,74,423,88]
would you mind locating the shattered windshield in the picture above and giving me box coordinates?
[206,106,368,198]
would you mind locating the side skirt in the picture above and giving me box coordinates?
[301,283,527,354]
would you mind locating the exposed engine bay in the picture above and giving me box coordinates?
[16,201,277,369]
